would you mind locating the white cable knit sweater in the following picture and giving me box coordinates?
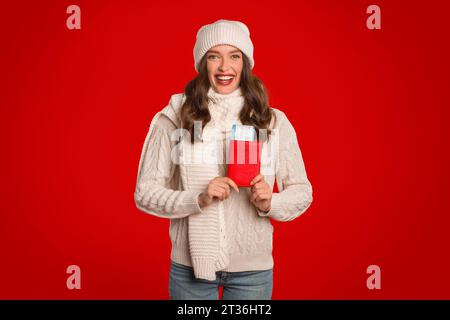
[134,87,313,280]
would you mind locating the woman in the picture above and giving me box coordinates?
[134,19,313,300]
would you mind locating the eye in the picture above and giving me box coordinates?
[207,55,218,60]
[231,54,241,59]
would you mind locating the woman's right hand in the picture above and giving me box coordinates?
[197,177,239,209]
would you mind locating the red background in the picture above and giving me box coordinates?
[1,0,449,299]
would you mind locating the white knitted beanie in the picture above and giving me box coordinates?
[193,19,254,72]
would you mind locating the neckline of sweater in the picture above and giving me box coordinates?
[207,86,243,103]
[207,86,244,118]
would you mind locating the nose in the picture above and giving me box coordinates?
[218,57,231,72]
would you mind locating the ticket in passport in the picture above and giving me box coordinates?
[231,124,256,141]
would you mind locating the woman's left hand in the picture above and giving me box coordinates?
[249,174,272,213]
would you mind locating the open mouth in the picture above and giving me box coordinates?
[215,74,235,86]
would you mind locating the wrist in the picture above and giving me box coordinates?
[197,193,206,209]
[260,206,270,214]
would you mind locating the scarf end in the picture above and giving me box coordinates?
[192,252,230,281]
[191,257,218,281]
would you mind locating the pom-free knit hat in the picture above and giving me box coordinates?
[193,19,254,72]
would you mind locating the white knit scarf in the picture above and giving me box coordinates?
[178,87,244,280]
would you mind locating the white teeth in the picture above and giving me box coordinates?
[217,76,234,80]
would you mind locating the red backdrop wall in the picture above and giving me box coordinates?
[1,0,449,299]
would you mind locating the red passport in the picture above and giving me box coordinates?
[227,139,264,187]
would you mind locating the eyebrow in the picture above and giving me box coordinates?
[207,50,241,54]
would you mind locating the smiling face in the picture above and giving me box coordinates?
[206,44,244,94]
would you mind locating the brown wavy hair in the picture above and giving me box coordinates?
[180,53,276,143]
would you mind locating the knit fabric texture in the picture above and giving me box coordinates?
[134,88,313,280]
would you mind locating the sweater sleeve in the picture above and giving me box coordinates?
[257,112,313,222]
[134,112,204,219]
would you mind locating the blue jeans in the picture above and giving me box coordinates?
[169,260,273,300]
